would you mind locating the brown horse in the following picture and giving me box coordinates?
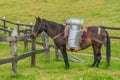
[31,17,111,69]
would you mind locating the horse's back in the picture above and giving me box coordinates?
[85,26,107,43]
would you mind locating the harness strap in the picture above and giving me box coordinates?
[98,27,101,35]
[93,38,103,44]
[53,33,63,40]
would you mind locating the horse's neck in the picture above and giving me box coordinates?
[44,22,63,38]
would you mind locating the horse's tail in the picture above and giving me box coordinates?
[105,30,111,67]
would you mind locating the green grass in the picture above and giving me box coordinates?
[0,49,120,80]
[0,0,120,26]
[0,0,120,80]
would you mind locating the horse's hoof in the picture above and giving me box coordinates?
[106,63,110,67]
[66,64,70,69]
[91,64,99,68]
[91,64,95,67]
[66,66,70,69]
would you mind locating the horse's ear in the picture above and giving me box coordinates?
[37,16,41,22]
[35,17,38,20]
[38,16,41,20]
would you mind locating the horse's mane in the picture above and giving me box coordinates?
[43,19,65,29]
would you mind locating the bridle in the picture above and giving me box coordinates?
[32,19,43,37]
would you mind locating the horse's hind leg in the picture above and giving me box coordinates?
[92,43,102,67]
[94,53,101,67]
[59,45,70,69]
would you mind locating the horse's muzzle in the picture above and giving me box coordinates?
[31,32,37,38]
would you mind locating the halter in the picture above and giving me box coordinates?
[33,19,43,37]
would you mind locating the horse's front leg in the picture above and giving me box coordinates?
[59,46,70,69]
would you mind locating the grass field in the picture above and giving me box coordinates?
[0,0,120,80]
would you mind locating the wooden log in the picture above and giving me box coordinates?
[24,38,28,49]
[0,27,12,33]
[58,52,85,63]
[42,33,50,61]
[8,27,12,47]
[19,29,31,33]
[41,32,46,48]
[3,17,6,34]
[11,41,17,75]
[0,18,34,27]
[23,28,28,49]
[45,35,50,61]
[110,36,120,39]
[0,49,47,65]
[11,29,18,75]
[0,57,13,65]
[31,38,36,66]
[27,39,54,47]
[17,49,47,61]
[17,20,20,35]
[0,34,31,42]
[30,22,33,34]
[101,26,120,30]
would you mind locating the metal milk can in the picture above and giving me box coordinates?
[65,18,84,48]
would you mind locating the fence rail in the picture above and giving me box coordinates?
[101,26,120,30]
[0,34,30,42]
[0,17,33,35]
[0,49,47,65]
[0,18,34,27]
[101,26,120,39]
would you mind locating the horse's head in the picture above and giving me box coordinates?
[31,17,45,38]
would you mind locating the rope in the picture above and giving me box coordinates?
[53,33,63,40]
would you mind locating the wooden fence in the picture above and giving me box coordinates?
[0,17,50,75]
[0,17,120,75]
[0,32,50,75]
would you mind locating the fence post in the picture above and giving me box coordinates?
[3,16,6,34]
[17,20,20,35]
[23,26,28,49]
[30,22,33,34]
[11,29,18,75]
[31,38,36,66]
[41,32,46,48]
[41,32,50,61]
[45,34,50,61]
[8,27,12,46]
